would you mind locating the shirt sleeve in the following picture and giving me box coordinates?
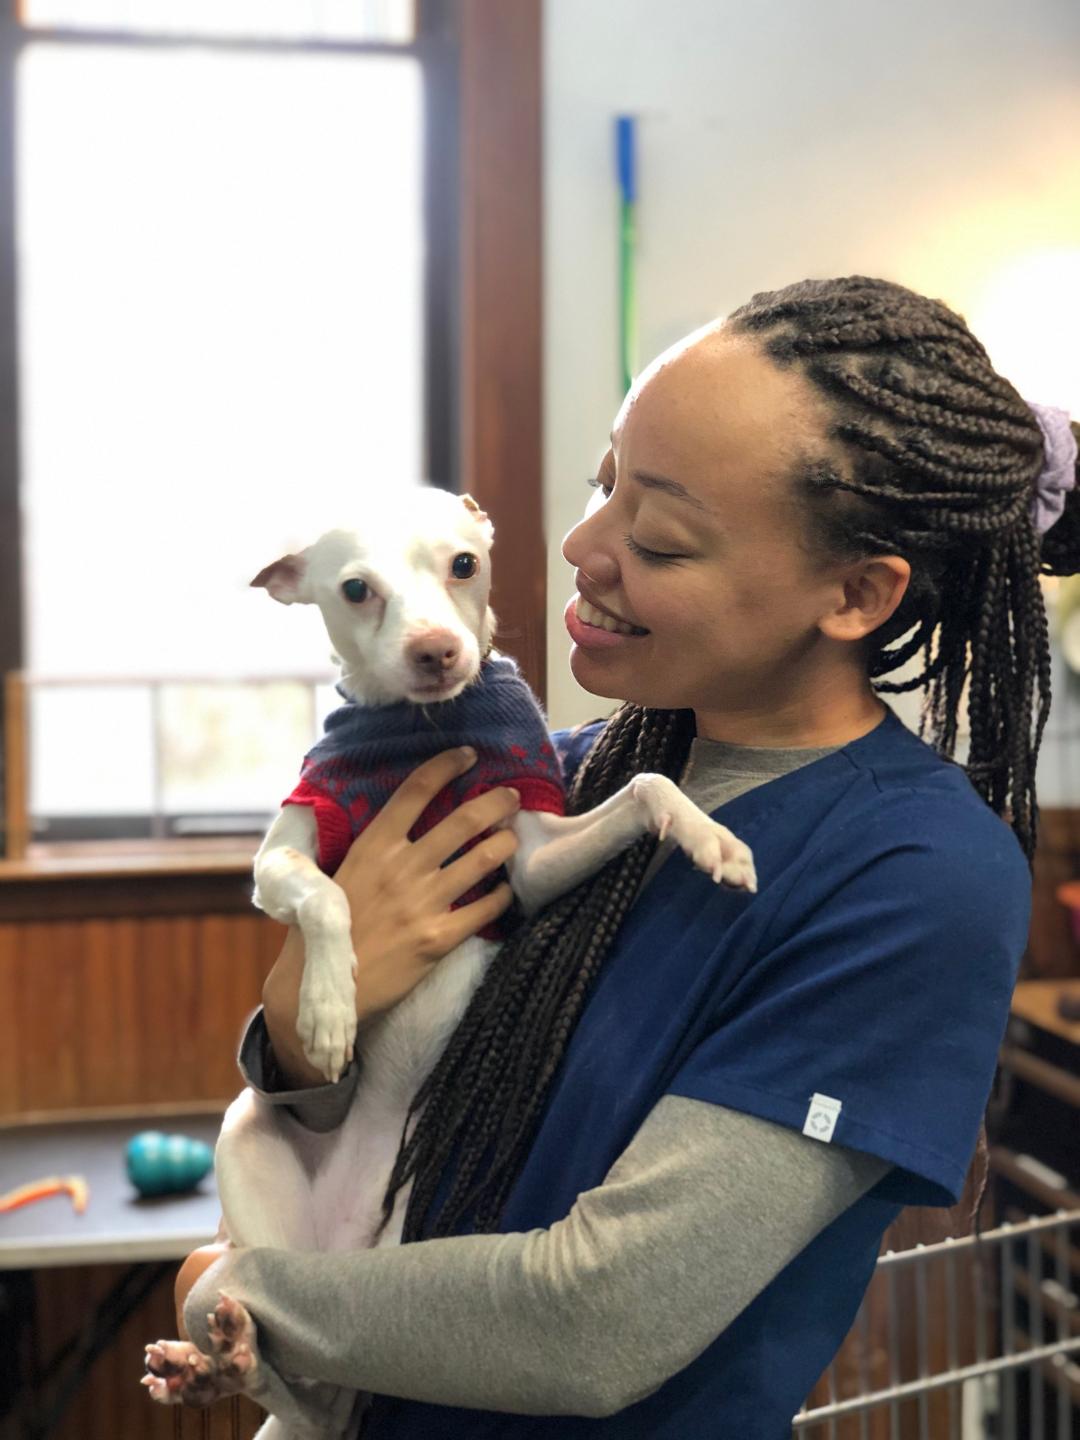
[550,720,607,792]
[185,1094,889,1420]
[665,790,1031,1208]
[236,1006,362,1133]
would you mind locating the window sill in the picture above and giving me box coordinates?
[0,836,260,883]
[0,837,265,921]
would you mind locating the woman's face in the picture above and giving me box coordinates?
[560,325,880,738]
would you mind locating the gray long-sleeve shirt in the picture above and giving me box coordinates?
[186,733,893,1420]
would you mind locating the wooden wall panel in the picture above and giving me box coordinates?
[0,912,284,1119]
[0,921,18,1111]
[82,918,142,1106]
[22,1264,263,1440]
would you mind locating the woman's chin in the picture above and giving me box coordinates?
[568,646,647,705]
[568,644,620,691]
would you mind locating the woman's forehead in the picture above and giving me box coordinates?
[614,334,827,500]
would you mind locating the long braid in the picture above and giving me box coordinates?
[728,275,1077,863]
[375,705,694,1241]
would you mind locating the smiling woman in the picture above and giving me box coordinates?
[173,276,1075,1440]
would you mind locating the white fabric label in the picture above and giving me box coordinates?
[802,1092,842,1143]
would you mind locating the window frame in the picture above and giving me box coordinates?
[0,0,544,858]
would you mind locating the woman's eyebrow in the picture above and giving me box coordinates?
[629,469,713,513]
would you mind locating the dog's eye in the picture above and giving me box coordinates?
[341,578,369,604]
[451,553,478,580]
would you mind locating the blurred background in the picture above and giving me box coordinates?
[0,2,1078,1437]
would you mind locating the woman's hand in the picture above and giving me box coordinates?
[262,747,520,1088]
[174,1242,230,1338]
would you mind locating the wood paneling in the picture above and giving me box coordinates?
[21,1263,264,1440]
[0,911,282,1118]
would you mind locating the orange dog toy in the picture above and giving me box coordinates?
[0,1175,89,1214]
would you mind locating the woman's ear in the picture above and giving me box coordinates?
[819,555,911,643]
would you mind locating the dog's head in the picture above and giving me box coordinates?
[251,488,497,706]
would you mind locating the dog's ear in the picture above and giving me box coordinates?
[250,553,311,605]
[460,493,494,545]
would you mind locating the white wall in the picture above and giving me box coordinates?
[541,0,1080,797]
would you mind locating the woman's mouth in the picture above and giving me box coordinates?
[564,594,650,649]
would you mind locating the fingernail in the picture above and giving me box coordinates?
[460,746,477,763]
[507,788,521,808]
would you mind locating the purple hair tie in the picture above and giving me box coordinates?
[1028,401,1078,535]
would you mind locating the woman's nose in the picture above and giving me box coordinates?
[561,516,621,587]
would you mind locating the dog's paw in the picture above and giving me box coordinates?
[142,1294,260,1408]
[297,947,359,1083]
[631,775,757,892]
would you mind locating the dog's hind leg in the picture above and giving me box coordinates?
[215,1088,324,1250]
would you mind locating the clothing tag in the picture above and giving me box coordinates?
[802,1093,842,1143]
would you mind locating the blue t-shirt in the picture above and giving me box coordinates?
[364,706,1031,1438]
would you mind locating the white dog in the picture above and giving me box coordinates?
[143,487,756,1437]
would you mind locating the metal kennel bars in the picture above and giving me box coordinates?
[792,1208,1080,1439]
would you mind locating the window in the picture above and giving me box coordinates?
[2,1,458,842]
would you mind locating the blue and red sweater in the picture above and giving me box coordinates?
[283,656,566,936]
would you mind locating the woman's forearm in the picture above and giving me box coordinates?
[183,1099,891,1418]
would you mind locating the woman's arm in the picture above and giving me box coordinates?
[260,745,522,1091]
[184,1098,890,1418]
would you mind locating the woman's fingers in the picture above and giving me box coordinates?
[430,824,519,909]
[410,785,521,869]
[433,881,516,951]
[371,747,478,838]
[365,749,523,869]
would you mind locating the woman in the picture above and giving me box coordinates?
[173,276,1077,1436]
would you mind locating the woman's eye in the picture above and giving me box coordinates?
[342,578,370,603]
[451,553,478,580]
[625,534,684,565]
[586,475,613,499]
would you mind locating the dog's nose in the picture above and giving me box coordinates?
[408,631,462,672]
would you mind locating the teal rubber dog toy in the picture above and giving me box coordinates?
[126,1131,213,1197]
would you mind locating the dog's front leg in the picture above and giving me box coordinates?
[254,806,356,1083]
[507,777,756,915]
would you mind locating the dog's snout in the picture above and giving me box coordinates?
[408,630,462,672]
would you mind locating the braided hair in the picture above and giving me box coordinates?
[726,275,1080,862]
[381,274,1079,1244]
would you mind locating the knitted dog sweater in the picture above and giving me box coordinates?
[283,655,566,936]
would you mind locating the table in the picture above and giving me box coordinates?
[0,1109,225,1439]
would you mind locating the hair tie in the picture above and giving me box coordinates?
[1028,402,1078,535]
